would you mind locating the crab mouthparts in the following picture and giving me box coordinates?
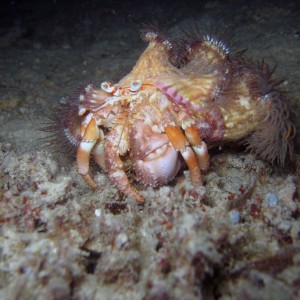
[143,143,169,161]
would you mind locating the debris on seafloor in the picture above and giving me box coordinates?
[1,142,299,299]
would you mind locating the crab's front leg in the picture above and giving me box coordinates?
[185,126,210,171]
[164,125,210,185]
[77,117,100,189]
[165,125,203,185]
[105,127,145,204]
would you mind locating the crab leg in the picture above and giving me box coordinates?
[77,118,99,189]
[185,126,210,171]
[91,128,106,171]
[105,129,145,204]
[165,125,202,185]
[92,142,106,171]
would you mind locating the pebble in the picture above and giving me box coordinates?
[229,209,240,224]
[264,192,279,207]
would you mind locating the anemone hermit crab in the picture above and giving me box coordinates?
[47,27,295,204]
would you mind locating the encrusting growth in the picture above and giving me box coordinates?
[46,26,295,203]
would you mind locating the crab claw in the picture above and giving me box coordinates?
[165,125,203,185]
[130,120,180,187]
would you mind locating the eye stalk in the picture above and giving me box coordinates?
[130,80,142,92]
[101,81,114,93]
[100,81,122,96]
[101,80,143,96]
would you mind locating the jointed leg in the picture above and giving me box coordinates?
[105,129,145,204]
[165,125,202,185]
[92,129,106,171]
[185,126,210,171]
[77,118,99,189]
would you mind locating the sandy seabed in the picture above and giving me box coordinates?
[0,0,300,299]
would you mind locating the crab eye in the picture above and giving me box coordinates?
[101,81,114,93]
[130,80,142,92]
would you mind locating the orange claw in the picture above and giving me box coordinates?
[185,126,210,171]
[164,126,188,149]
[185,126,201,145]
[77,118,99,188]
[165,125,202,185]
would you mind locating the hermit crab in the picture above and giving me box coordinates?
[47,27,295,203]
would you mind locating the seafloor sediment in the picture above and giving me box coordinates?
[0,0,299,299]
